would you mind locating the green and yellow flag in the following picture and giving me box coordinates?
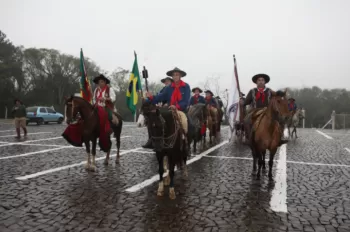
[126,52,142,115]
[79,48,92,104]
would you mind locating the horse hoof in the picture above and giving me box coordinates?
[256,175,261,180]
[157,190,164,197]
[103,160,109,165]
[169,187,176,200]
[89,165,96,172]
[84,164,90,170]
[115,158,120,164]
[157,182,164,197]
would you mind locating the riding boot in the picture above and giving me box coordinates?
[15,128,21,139]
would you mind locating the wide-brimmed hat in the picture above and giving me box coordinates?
[252,74,270,84]
[93,74,110,84]
[204,90,214,96]
[166,67,186,77]
[161,77,173,83]
[192,87,203,93]
[288,97,295,101]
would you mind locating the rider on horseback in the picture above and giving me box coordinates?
[93,74,118,126]
[142,77,173,148]
[288,98,297,113]
[240,74,288,146]
[189,87,205,105]
[145,67,191,137]
[205,90,218,122]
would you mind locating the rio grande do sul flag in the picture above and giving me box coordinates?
[79,49,92,104]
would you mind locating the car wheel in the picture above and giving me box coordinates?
[37,118,44,125]
[57,117,63,124]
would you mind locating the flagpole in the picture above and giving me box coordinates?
[233,55,244,123]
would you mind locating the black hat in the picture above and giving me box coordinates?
[166,67,186,77]
[204,90,214,96]
[288,98,295,101]
[252,74,270,84]
[192,87,203,93]
[93,74,110,84]
[161,77,173,83]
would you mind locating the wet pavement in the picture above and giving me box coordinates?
[0,122,350,232]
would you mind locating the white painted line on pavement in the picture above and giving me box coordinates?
[0,146,72,160]
[344,148,350,154]
[287,160,350,168]
[270,144,288,213]
[125,140,229,193]
[16,148,142,180]
[205,155,251,160]
[316,130,333,139]
[0,130,14,133]
[0,132,52,138]
[0,136,62,148]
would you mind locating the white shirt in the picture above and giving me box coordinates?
[93,86,116,107]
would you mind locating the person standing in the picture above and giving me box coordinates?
[12,99,27,139]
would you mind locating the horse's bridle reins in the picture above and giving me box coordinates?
[66,99,96,123]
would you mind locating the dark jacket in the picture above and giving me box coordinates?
[244,88,272,109]
[148,82,191,111]
[189,95,205,105]
[12,105,27,118]
[205,97,217,107]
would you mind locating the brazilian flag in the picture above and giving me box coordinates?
[126,52,142,115]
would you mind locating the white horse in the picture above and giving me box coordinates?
[137,114,146,127]
[287,108,305,138]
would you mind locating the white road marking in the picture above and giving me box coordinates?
[316,130,333,139]
[0,136,62,148]
[344,148,350,154]
[287,160,350,168]
[270,144,288,213]
[205,155,251,160]
[125,140,229,193]
[0,130,14,133]
[16,148,141,180]
[0,136,131,148]
[0,146,72,160]
[0,132,52,138]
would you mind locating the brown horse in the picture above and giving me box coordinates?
[206,106,218,144]
[64,96,123,171]
[249,90,290,180]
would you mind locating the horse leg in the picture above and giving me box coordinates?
[256,150,263,180]
[90,139,97,172]
[163,156,170,186]
[293,127,298,138]
[268,149,277,181]
[104,146,110,165]
[252,148,257,175]
[168,156,176,200]
[115,127,121,164]
[182,151,188,179]
[84,141,91,170]
[262,150,267,172]
[157,153,164,197]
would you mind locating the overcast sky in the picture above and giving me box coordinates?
[1,0,350,94]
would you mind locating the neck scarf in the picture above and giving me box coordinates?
[194,94,199,104]
[97,85,108,99]
[255,88,265,103]
[170,80,186,109]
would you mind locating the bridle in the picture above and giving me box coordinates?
[65,98,96,124]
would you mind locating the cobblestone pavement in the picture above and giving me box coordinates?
[0,123,350,232]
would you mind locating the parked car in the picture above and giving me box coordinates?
[26,106,64,125]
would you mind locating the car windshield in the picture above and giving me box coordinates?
[26,107,37,113]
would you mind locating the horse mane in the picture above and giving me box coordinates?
[71,96,95,110]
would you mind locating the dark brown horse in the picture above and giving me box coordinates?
[64,96,123,171]
[188,103,208,154]
[249,90,290,180]
[206,105,218,144]
[142,101,189,200]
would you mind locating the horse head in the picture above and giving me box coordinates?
[146,104,167,152]
[270,89,290,123]
[64,95,84,124]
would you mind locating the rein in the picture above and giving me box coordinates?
[150,108,181,149]
[67,98,96,123]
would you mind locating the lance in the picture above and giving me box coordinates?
[142,66,149,92]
